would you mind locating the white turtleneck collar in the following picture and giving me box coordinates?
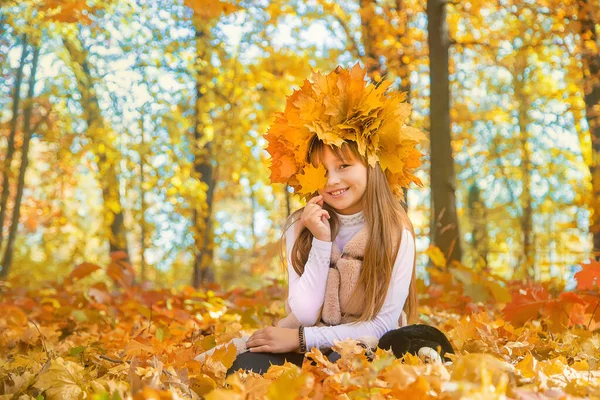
[334,209,365,227]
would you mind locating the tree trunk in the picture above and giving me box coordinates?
[62,35,129,256]
[139,108,147,281]
[250,180,257,250]
[0,45,39,277]
[467,183,488,270]
[0,35,27,255]
[427,0,462,262]
[192,164,215,287]
[192,24,215,287]
[359,0,384,81]
[513,51,534,278]
[580,0,600,260]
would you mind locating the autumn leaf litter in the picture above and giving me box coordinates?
[0,260,599,399]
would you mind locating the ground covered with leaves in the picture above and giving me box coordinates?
[1,256,600,399]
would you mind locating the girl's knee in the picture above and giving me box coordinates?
[227,351,260,375]
[226,351,304,376]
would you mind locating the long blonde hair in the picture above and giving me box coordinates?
[280,138,418,324]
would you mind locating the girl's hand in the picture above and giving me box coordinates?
[300,195,331,242]
[246,327,300,353]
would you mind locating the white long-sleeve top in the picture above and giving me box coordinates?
[285,210,415,350]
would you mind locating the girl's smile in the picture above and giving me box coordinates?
[328,187,349,198]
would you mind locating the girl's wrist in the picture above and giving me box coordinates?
[298,326,307,353]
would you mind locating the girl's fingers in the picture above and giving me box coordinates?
[304,204,317,214]
[247,333,263,346]
[307,195,322,205]
[304,205,322,219]
[249,345,271,353]
[318,210,330,220]
[304,210,329,226]
[247,338,268,348]
[249,329,262,338]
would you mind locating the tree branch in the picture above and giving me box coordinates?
[332,14,363,59]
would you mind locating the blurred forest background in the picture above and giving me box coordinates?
[0,0,599,289]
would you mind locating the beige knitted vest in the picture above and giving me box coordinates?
[277,226,407,329]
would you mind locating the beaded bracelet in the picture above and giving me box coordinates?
[298,325,307,353]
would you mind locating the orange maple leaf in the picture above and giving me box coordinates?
[68,262,101,282]
[38,0,97,24]
[107,251,135,289]
[502,286,550,326]
[574,259,600,291]
[542,292,588,331]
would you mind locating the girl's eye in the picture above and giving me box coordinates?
[340,164,350,169]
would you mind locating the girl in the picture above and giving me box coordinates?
[226,64,453,374]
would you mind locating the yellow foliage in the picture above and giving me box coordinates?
[296,164,328,195]
[183,0,238,20]
[266,63,426,199]
[33,358,88,399]
[426,245,447,267]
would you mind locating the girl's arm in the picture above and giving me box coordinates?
[285,219,332,326]
[303,229,415,350]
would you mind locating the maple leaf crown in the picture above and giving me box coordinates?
[265,63,427,198]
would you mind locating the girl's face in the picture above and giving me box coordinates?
[317,146,368,215]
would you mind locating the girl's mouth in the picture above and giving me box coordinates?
[328,188,348,198]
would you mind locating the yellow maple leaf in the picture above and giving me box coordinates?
[515,353,537,379]
[451,353,511,393]
[379,149,405,175]
[539,356,567,376]
[306,121,346,147]
[190,374,217,397]
[296,164,328,195]
[183,0,238,19]
[389,376,431,398]
[571,359,590,371]
[425,245,447,267]
[210,342,237,369]
[206,389,244,400]
[267,368,313,400]
[33,358,87,400]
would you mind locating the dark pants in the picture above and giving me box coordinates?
[226,324,454,375]
[227,349,341,375]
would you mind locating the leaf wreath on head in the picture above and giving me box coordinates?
[265,62,427,199]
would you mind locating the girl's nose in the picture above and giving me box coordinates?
[327,172,341,186]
